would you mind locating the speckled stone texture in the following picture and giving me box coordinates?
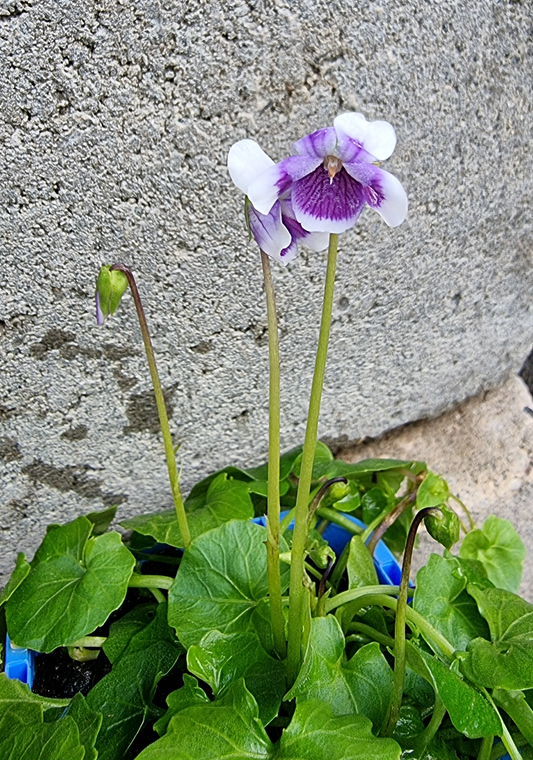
[1,0,532,583]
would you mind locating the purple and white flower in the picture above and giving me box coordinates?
[245,112,408,236]
[228,140,329,265]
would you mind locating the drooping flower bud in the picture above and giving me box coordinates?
[424,505,461,550]
[95,266,129,325]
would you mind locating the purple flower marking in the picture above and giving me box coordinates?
[227,140,328,264]
[246,112,408,235]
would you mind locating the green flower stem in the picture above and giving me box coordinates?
[150,588,167,604]
[478,736,494,760]
[286,233,339,684]
[66,636,107,648]
[110,265,191,549]
[346,623,395,648]
[260,250,287,660]
[383,507,438,737]
[128,573,174,590]
[482,690,522,760]
[315,507,364,535]
[412,696,447,756]
[325,591,455,660]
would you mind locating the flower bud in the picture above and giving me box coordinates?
[424,505,461,550]
[95,266,128,325]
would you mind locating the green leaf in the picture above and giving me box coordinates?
[391,705,425,744]
[6,517,135,652]
[278,699,401,760]
[187,630,286,725]
[285,616,393,730]
[361,487,389,525]
[121,472,255,547]
[493,688,533,747]
[0,552,30,607]
[462,585,533,689]
[0,708,85,760]
[154,674,210,737]
[168,520,290,649]
[0,673,70,713]
[103,603,157,664]
[135,679,401,760]
[64,693,102,760]
[347,535,379,589]
[459,516,525,592]
[416,472,450,509]
[405,643,501,738]
[325,458,416,480]
[84,505,118,536]
[292,441,334,480]
[87,602,183,760]
[135,679,271,759]
[413,554,489,651]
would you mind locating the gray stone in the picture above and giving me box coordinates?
[1,0,532,583]
[340,375,533,600]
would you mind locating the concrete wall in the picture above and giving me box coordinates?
[1,0,532,582]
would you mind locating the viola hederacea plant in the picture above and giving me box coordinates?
[1,114,531,760]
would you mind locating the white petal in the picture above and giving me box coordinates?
[227,139,274,195]
[301,230,330,252]
[370,168,408,227]
[334,112,397,161]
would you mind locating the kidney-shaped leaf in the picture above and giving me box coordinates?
[168,520,290,649]
[121,473,254,548]
[6,516,135,652]
[187,630,286,725]
[285,615,393,730]
[463,585,533,689]
[413,554,489,652]
[405,643,500,738]
[460,516,525,593]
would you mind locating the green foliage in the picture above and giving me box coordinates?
[87,603,183,760]
[187,630,286,725]
[416,472,450,509]
[424,505,460,550]
[135,679,401,760]
[459,516,525,592]
[168,520,290,649]
[462,585,533,689]
[413,554,490,651]
[347,535,379,589]
[2,451,530,759]
[121,472,255,547]
[405,643,500,738]
[285,616,393,730]
[5,516,135,652]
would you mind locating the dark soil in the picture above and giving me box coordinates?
[32,646,112,699]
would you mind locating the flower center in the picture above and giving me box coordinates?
[324,155,343,184]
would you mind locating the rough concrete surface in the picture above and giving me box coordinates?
[339,375,533,600]
[1,0,532,583]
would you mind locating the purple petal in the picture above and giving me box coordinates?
[334,112,397,162]
[248,201,292,263]
[279,236,299,264]
[279,197,329,252]
[247,155,321,215]
[344,162,408,227]
[292,127,337,158]
[291,164,367,234]
[95,292,105,325]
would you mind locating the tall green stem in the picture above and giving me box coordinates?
[261,251,286,660]
[286,233,339,684]
[111,264,191,549]
[383,507,439,736]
